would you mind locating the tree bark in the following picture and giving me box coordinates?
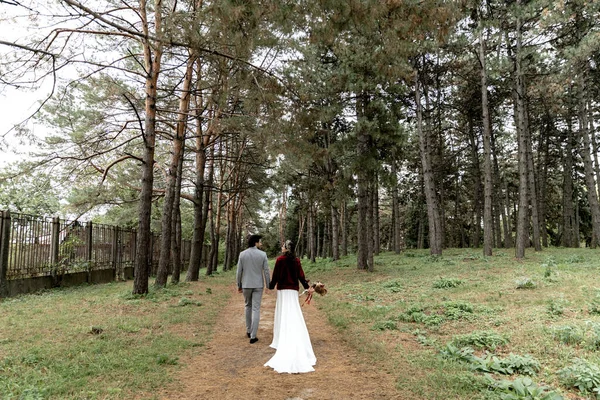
[416,70,443,255]
[479,31,493,256]
[133,0,163,295]
[356,92,370,268]
[577,73,600,247]
[156,54,194,287]
[170,126,185,284]
[562,119,576,247]
[514,9,529,259]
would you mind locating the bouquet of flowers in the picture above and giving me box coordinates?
[301,281,327,306]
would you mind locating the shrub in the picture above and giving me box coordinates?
[551,325,584,346]
[371,320,397,331]
[433,277,463,289]
[547,298,568,317]
[382,280,403,293]
[558,358,600,396]
[486,377,564,400]
[470,353,540,376]
[439,343,475,363]
[398,305,445,326]
[443,301,475,320]
[515,277,536,289]
[588,291,600,315]
[451,330,509,350]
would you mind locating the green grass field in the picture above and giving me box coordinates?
[301,248,600,400]
[2,247,600,399]
[0,273,231,400]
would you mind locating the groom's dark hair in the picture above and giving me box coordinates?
[247,234,262,248]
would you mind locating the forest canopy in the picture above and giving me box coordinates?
[1,0,599,292]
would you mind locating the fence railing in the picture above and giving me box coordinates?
[0,210,201,297]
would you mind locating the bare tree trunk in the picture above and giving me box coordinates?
[467,118,482,248]
[133,0,163,295]
[416,70,442,255]
[373,177,380,255]
[591,104,600,200]
[561,121,576,247]
[524,101,542,252]
[491,133,504,248]
[356,93,370,268]
[577,73,600,247]
[278,188,287,246]
[309,203,316,263]
[331,204,339,260]
[156,54,194,287]
[367,181,374,271]
[186,63,211,281]
[341,200,348,256]
[170,134,185,284]
[537,119,550,248]
[208,141,225,275]
[514,9,529,259]
[392,162,401,254]
[479,32,493,256]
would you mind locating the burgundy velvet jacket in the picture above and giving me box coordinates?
[268,255,310,291]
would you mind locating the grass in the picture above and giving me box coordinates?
[302,247,600,400]
[0,273,231,400]
[3,247,600,399]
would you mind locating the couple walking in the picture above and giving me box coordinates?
[236,234,316,374]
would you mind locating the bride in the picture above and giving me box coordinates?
[264,240,316,374]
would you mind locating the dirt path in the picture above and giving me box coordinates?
[161,286,404,400]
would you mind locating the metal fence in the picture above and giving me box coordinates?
[0,210,197,296]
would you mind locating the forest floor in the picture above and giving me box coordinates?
[157,284,406,400]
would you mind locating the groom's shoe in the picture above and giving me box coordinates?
[247,332,251,338]
[250,337,258,344]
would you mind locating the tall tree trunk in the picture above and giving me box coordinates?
[309,203,316,263]
[356,92,371,268]
[502,179,513,248]
[208,142,225,275]
[537,118,550,248]
[491,133,504,248]
[133,0,163,295]
[590,104,600,199]
[367,180,374,272]
[562,120,576,247]
[373,177,380,255]
[278,188,287,246]
[186,63,211,281]
[416,70,442,255]
[526,123,542,251]
[156,54,194,287]
[468,118,482,248]
[341,199,348,257]
[392,162,401,254]
[577,73,600,247]
[170,131,185,284]
[479,31,493,256]
[331,204,339,260]
[514,9,529,259]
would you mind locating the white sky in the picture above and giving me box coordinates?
[0,4,52,167]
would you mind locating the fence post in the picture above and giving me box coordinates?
[112,225,120,281]
[0,211,11,297]
[86,221,93,282]
[50,217,60,266]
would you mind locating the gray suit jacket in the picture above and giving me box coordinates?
[236,246,270,289]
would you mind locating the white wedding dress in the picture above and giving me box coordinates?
[264,289,316,373]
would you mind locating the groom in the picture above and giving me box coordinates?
[236,234,270,344]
